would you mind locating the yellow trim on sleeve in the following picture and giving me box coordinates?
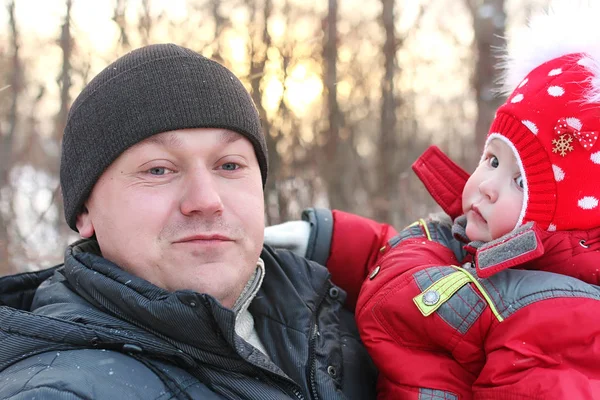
[412,266,504,322]
[418,218,432,241]
[413,270,470,316]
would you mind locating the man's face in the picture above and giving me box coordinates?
[77,128,265,308]
[462,138,525,242]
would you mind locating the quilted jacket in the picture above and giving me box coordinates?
[0,239,377,399]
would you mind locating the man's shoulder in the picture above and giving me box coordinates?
[0,348,220,399]
[259,245,343,312]
[261,245,331,284]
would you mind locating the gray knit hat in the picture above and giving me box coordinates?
[60,43,267,231]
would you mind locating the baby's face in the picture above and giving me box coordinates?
[462,138,525,242]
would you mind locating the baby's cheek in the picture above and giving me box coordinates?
[490,217,515,240]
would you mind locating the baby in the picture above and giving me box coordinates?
[266,3,600,398]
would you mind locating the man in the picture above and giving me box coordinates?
[0,44,376,399]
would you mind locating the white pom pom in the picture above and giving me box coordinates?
[498,0,600,104]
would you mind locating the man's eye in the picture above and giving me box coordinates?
[149,167,168,175]
[515,175,524,189]
[489,156,499,168]
[221,163,239,171]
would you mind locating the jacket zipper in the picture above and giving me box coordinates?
[256,370,305,400]
[197,292,314,400]
[286,381,306,400]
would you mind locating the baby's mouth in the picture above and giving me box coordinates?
[471,206,487,223]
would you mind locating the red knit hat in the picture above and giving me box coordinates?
[485,2,600,232]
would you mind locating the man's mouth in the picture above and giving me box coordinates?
[173,234,235,244]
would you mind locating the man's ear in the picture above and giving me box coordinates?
[76,206,95,238]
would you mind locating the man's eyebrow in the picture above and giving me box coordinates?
[145,132,184,149]
[218,130,243,144]
[144,130,242,148]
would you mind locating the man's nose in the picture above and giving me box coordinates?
[478,177,499,202]
[180,167,224,216]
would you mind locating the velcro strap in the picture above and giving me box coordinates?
[412,146,470,220]
[475,222,545,278]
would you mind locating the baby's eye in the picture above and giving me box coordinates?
[515,175,524,189]
[489,156,499,168]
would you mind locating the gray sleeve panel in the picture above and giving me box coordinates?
[389,224,427,248]
[419,387,458,400]
[411,264,600,335]
[301,208,333,266]
[389,218,467,262]
[413,266,456,291]
[477,266,600,320]
[414,267,486,335]
[425,218,467,262]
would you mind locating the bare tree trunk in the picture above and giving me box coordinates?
[113,0,130,49]
[269,0,299,222]
[139,0,152,45]
[0,0,21,274]
[323,0,348,211]
[246,0,282,224]
[210,0,225,63]
[468,0,506,165]
[274,48,293,223]
[56,0,73,144]
[375,0,398,223]
[53,0,74,238]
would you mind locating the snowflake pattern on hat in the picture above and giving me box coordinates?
[554,117,598,151]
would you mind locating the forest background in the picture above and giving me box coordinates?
[0,0,550,274]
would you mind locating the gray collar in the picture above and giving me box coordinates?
[231,258,269,358]
[232,258,265,318]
